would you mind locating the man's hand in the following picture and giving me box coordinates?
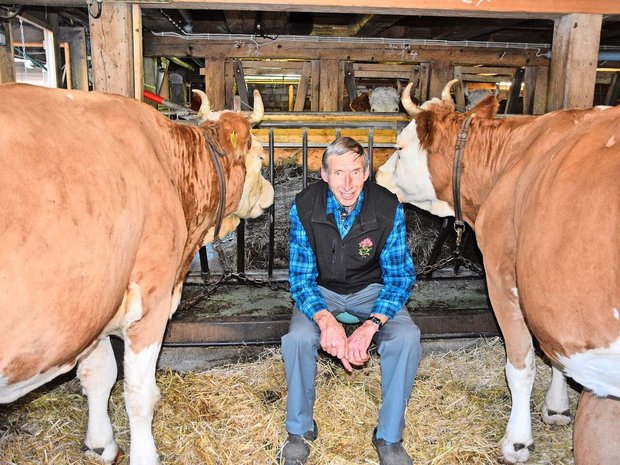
[313,310,353,372]
[346,321,378,367]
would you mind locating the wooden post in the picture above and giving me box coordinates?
[90,2,135,96]
[343,61,357,104]
[604,72,620,106]
[311,60,320,111]
[294,61,311,111]
[232,59,250,110]
[319,58,339,111]
[132,4,143,101]
[0,22,15,83]
[204,58,226,110]
[453,66,466,111]
[429,61,452,100]
[59,28,88,91]
[547,14,602,111]
[418,62,431,102]
[505,67,524,114]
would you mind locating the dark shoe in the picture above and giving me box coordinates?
[372,428,412,465]
[277,421,318,465]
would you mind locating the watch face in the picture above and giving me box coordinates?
[369,316,382,327]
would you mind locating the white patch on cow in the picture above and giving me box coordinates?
[124,340,162,464]
[606,135,616,148]
[557,336,620,398]
[123,282,143,329]
[67,93,74,100]
[500,347,535,463]
[0,362,75,403]
[376,119,454,217]
[614,307,619,320]
[368,87,400,112]
[170,281,183,318]
[511,287,519,298]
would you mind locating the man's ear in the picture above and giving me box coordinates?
[363,166,370,181]
[320,166,328,182]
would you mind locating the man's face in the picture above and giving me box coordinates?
[321,150,370,211]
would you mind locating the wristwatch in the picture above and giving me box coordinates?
[366,315,384,330]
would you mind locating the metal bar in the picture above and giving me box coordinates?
[198,246,209,277]
[236,219,245,272]
[368,127,374,181]
[302,128,308,189]
[268,129,275,278]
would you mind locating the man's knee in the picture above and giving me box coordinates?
[282,329,319,356]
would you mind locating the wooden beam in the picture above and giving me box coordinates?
[532,65,548,114]
[90,2,135,96]
[348,14,403,37]
[0,22,15,83]
[504,67,524,113]
[144,36,548,68]
[319,58,339,111]
[343,61,357,101]
[34,0,620,16]
[223,11,257,34]
[429,61,452,98]
[547,14,603,110]
[605,71,620,105]
[311,59,320,111]
[58,27,88,91]
[232,59,250,109]
[204,58,226,110]
[418,62,431,101]
[133,4,144,100]
[293,61,311,111]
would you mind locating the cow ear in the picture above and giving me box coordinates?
[217,112,251,159]
[468,94,498,118]
[415,111,434,148]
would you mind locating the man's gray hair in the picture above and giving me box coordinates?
[322,137,370,171]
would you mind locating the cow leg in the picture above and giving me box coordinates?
[77,336,121,464]
[122,284,168,465]
[574,390,620,465]
[542,365,571,425]
[485,268,535,464]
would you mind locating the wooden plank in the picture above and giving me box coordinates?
[522,66,537,114]
[132,4,143,101]
[0,22,15,83]
[204,58,226,110]
[89,2,134,96]
[353,63,415,73]
[58,27,88,91]
[259,112,409,123]
[311,60,320,111]
[294,61,311,111]
[429,61,452,99]
[253,127,399,144]
[547,14,603,110]
[144,37,548,68]
[418,62,431,101]
[225,60,234,109]
[460,74,514,83]
[319,58,339,111]
[533,65,548,114]
[454,66,466,111]
[456,66,518,76]
[604,71,620,105]
[241,60,306,72]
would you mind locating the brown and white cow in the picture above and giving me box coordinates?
[0,83,274,464]
[376,80,620,464]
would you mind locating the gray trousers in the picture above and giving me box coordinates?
[281,283,421,443]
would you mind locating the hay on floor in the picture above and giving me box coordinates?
[0,338,577,464]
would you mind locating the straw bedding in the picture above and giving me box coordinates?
[0,338,577,465]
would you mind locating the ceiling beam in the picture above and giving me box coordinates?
[431,19,529,41]
[223,10,257,34]
[348,14,403,37]
[10,1,620,17]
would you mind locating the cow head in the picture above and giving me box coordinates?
[368,86,400,112]
[376,80,498,216]
[193,89,274,244]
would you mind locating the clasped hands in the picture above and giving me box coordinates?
[313,310,379,372]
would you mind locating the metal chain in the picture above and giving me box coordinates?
[418,251,485,278]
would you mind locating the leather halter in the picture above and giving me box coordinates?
[451,115,474,248]
[203,135,227,242]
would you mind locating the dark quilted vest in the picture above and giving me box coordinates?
[295,181,398,294]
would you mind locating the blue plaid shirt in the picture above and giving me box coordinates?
[289,187,415,320]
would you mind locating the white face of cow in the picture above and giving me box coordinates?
[368,87,400,113]
[376,109,455,217]
[202,135,274,245]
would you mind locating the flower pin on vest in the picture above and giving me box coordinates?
[358,237,374,258]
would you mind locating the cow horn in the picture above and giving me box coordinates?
[247,89,264,126]
[192,89,214,122]
[401,82,421,116]
[441,79,459,104]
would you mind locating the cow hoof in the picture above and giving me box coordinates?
[500,438,534,463]
[82,442,123,464]
[542,408,571,426]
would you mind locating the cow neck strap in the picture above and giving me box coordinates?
[452,114,474,249]
[203,135,226,242]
